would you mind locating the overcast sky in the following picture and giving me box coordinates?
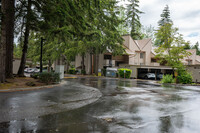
[119,0,200,46]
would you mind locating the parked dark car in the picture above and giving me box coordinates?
[157,73,163,79]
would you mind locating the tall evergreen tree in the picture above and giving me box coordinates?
[192,42,200,55]
[0,0,15,82]
[16,0,42,76]
[92,0,124,74]
[117,6,129,35]
[155,5,173,46]
[126,0,143,40]
[13,0,124,76]
[158,5,172,26]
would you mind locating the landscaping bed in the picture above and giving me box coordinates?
[0,77,56,90]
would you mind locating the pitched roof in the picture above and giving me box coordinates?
[186,49,196,56]
[123,45,135,55]
[122,35,152,51]
[134,38,151,50]
[196,55,200,62]
[185,49,196,59]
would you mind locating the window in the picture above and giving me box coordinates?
[140,53,144,59]
[151,58,157,63]
[188,60,192,65]
[104,55,112,60]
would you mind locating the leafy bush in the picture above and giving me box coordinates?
[118,68,132,78]
[178,71,192,84]
[68,68,76,74]
[39,72,60,84]
[174,63,193,84]
[161,74,175,83]
[31,73,39,79]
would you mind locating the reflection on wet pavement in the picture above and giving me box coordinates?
[1,77,200,133]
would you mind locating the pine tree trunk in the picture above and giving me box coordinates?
[90,53,93,74]
[17,0,31,77]
[95,54,99,75]
[66,61,70,73]
[81,54,85,74]
[48,60,52,72]
[0,0,15,82]
[5,0,15,78]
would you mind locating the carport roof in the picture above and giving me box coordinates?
[140,66,173,70]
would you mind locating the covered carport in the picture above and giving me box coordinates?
[137,66,174,80]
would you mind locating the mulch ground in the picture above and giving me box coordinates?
[0,77,49,90]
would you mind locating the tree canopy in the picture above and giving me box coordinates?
[158,5,173,26]
[126,0,143,40]
[155,5,173,46]
[13,0,125,74]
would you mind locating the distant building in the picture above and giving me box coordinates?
[74,35,200,81]
[13,58,32,74]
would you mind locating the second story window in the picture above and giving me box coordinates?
[151,58,157,63]
[140,53,144,59]
[188,60,192,65]
[104,55,112,60]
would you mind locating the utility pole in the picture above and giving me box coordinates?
[40,37,45,73]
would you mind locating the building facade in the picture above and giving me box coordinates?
[75,35,200,80]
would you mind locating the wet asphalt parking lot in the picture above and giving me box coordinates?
[1,77,200,133]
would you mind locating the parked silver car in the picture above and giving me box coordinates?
[139,73,163,79]
[24,68,40,73]
[139,73,155,79]
[144,73,156,79]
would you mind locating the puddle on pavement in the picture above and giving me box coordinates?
[1,77,200,133]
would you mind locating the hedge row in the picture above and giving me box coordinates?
[118,68,132,78]
[32,72,60,84]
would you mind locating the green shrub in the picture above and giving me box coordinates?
[68,68,76,74]
[178,71,192,84]
[39,72,60,84]
[118,68,132,78]
[31,73,39,79]
[175,63,193,84]
[161,74,175,83]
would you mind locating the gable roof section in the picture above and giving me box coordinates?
[133,40,140,50]
[186,49,196,55]
[123,45,135,55]
[122,35,152,51]
[196,55,200,63]
[134,38,152,50]
[185,49,196,59]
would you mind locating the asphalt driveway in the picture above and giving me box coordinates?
[1,77,200,133]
